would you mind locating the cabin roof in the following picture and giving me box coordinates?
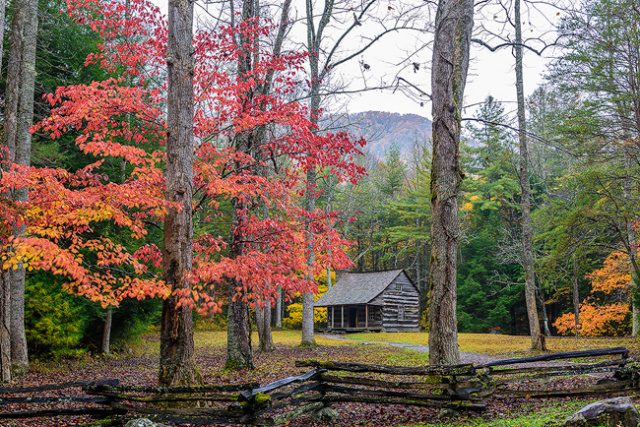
[314,269,411,307]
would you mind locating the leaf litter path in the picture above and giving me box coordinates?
[320,334,577,368]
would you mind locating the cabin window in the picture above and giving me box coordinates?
[396,283,403,292]
[398,305,405,321]
[368,309,375,323]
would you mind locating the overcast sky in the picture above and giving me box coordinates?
[185,0,563,121]
[319,0,564,121]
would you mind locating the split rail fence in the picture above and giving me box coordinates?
[0,347,637,425]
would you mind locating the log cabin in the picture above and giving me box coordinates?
[314,269,420,333]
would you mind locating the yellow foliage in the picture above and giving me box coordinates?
[282,303,327,329]
[282,272,329,328]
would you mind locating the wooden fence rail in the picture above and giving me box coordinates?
[0,347,638,425]
[0,379,120,420]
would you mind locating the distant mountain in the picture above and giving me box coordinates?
[323,111,432,159]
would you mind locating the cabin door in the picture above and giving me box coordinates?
[349,307,357,327]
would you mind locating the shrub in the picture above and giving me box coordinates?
[553,302,631,337]
[25,281,87,359]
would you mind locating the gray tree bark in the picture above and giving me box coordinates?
[226,0,259,370]
[573,255,580,338]
[226,288,253,369]
[10,0,38,372]
[256,301,274,352]
[539,289,551,337]
[4,0,24,158]
[514,0,544,351]
[101,308,112,355]
[301,165,317,347]
[428,0,474,366]
[0,0,22,381]
[301,0,333,347]
[275,286,282,328]
[158,0,200,386]
[0,272,10,382]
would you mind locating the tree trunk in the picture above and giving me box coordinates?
[514,0,544,351]
[275,285,282,328]
[301,59,319,346]
[0,272,11,382]
[301,168,317,347]
[624,153,639,337]
[101,308,112,355]
[256,300,274,352]
[428,0,474,366]
[226,288,253,369]
[224,0,258,370]
[0,0,6,74]
[573,255,580,338]
[4,0,24,158]
[539,289,551,337]
[256,304,264,346]
[0,0,22,380]
[10,0,38,372]
[300,0,334,348]
[158,0,200,387]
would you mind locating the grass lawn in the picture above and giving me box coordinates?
[415,398,595,427]
[347,331,640,357]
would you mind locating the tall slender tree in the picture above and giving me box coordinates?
[428,0,474,365]
[514,0,544,350]
[158,0,200,386]
[11,0,38,372]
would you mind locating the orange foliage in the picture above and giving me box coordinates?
[586,251,633,294]
[553,251,635,337]
[553,302,630,337]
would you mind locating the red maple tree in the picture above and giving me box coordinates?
[2,0,365,318]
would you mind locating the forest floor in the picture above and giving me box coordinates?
[2,330,639,427]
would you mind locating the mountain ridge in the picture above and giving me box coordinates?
[323,111,432,159]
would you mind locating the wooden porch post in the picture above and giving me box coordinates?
[341,306,344,328]
[331,306,334,329]
[366,305,369,329]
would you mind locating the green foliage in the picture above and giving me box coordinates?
[25,279,87,359]
[25,272,161,358]
[414,399,593,427]
[456,97,528,334]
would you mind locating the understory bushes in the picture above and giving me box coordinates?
[25,273,161,359]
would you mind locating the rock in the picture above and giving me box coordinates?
[310,407,339,423]
[437,408,460,419]
[564,397,640,427]
[125,419,170,427]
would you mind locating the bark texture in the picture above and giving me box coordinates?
[299,0,334,347]
[224,0,256,370]
[514,0,544,351]
[158,0,200,386]
[101,308,112,355]
[275,285,282,328]
[573,256,580,338]
[0,0,6,74]
[10,0,38,371]
[226,288,253,369]
[256,301,274,352]
[0,272,10,382]
[3,0,25,158]
[428,0,474,366]
[301,168,317,346]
